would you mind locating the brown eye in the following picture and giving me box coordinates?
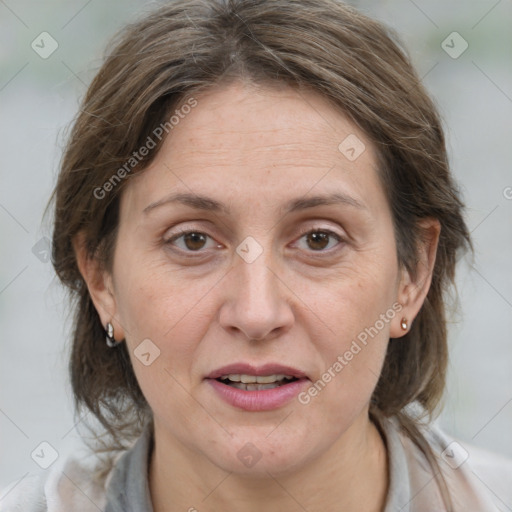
[166,230,217,253]
[182,232,207,251]
[295,229,343,252]
[306,232,330,250]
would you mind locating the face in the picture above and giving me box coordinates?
[94,81,415,476]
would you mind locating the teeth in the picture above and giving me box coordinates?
[220,374,241,382]
[220,374,295,384]
[256,374,285,384]
[230,382,282,391]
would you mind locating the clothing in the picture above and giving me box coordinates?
[1,415,511,511]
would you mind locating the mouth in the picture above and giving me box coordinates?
[216,374,299,391]
[206,363,309,411]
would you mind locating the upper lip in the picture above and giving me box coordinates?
[207,363,308,380]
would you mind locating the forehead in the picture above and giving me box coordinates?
[121,81,385,219]
[169,81,372,167]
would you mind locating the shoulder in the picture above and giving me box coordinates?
[1,426,151,512]
[463,440,512,480]
[0,473,46,512]
[452,434,512,510]
[0,452,111,512]
[425,420,512,479]
[399,417,512,511]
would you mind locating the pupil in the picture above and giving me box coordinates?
[184,232,206,250]
[308,232,329,250]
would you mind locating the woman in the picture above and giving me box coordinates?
[3,0,511,510]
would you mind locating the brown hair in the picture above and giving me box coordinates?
[48,0,471,506]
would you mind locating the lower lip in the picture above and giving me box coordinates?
[207,378,309,411]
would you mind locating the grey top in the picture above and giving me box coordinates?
[2,415,512,511]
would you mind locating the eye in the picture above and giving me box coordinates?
[294,228,344,252]
[164,227,344,256]
[165,229,220,253]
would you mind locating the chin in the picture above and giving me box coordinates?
[202,432,315,478]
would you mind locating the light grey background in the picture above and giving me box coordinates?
[1,0,511,493]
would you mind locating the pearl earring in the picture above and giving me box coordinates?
[105,322,122,347]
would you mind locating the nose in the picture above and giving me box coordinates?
[218,246,295,342]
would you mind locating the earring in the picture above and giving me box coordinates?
[400,318,408,331]
[105,322,121,347]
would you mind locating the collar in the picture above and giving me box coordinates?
[104,425,154,512]
[102,416,422,512]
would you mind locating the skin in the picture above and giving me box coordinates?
[76,80,440,512]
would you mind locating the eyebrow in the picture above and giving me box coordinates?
[142,191,367,216]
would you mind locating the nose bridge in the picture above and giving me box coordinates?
[236,240,281,312]
[235,232,277,292]
[219,236,294,340]
[239,249,276,302]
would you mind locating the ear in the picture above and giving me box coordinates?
[73,231,125,342]
[390,218,441,339]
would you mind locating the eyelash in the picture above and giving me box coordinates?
[164,226,345,257]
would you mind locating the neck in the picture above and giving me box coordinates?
[149,412,389,512]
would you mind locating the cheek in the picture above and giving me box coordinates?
[112,257,222,398]
[298,328,389,441]
[308,253,398,346]
[113,251,218,342]
[117,280,211,426]
[301,254,398,409]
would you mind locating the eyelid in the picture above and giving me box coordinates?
[294,224,345,240]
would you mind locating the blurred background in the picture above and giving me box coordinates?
[1,0,511,494]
